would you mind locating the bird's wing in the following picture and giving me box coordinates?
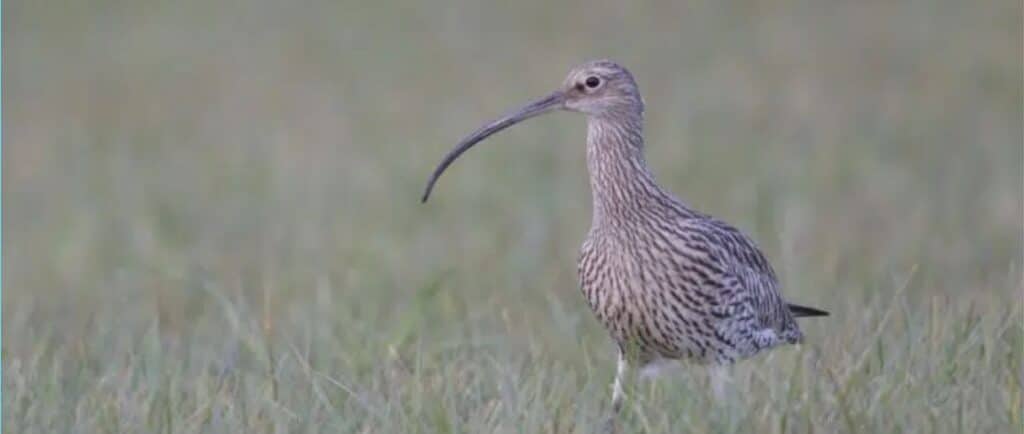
[683,217,794,330]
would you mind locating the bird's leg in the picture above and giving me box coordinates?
[611,350,629,413]
[602,350,631,434]
[709,365,733,403]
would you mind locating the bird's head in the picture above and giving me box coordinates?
[561,59,643,117]
[421,59,642,202]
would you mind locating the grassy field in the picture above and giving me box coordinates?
[4,1,1022,433]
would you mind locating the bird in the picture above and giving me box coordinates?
[421,59,828,418]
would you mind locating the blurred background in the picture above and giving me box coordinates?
[4,1,1021,433]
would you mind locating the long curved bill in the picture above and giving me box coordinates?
[421,91,566,203]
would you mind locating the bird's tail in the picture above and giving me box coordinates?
[788,303,829,317]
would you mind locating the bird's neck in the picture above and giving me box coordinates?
[585,114,666,227]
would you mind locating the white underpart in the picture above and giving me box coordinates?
[755,329,779,349]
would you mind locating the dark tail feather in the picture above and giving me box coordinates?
[788,303,829,317]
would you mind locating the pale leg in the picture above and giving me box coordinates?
[710,365,732,403]
[611,350,628,413]
[603,350,630,434]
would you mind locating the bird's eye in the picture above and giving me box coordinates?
[585,76,601,89]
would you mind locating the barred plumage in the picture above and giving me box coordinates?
[422,59,827,417]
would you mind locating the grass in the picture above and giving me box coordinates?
[4,0,1022,432]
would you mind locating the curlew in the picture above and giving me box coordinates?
[421,60,828,416]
